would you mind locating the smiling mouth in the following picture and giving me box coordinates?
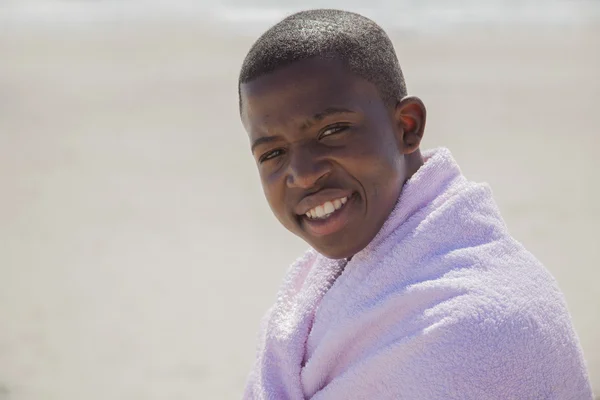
[298,193,357,237]
[303,196,348,220]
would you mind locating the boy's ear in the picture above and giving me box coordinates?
[394,96,426,154]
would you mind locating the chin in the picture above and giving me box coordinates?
[302,226,373,259]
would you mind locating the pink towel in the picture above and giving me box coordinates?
[244,147,593,400]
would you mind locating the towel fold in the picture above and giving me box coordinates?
[244,147,593,400]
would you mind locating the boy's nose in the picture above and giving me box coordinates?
[286,146,330,189]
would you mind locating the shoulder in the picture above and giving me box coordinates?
[398,256,593,399]
[419,293,593,399]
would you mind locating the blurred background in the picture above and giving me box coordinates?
[0,0,599,399]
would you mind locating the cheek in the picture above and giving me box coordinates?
[261,173,290,220]
[342,132,404,199]
[345,131,403,178]
[261,177,279,209]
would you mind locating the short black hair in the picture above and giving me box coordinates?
[238,9,407,108]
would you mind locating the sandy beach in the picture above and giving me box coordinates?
[0,15,599,399]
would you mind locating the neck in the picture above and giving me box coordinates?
[405,149,424,180]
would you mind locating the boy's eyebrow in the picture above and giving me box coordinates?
[251,136,280,154]
[301,107,356,130]
[250,107,357,154]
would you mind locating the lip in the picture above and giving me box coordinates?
[300,192,358,237]
[294,188,354,216]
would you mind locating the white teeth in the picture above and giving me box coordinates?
[305,196,350,219]
[323,201,335,215]
[315,205,325,218]
[333,199,342,210]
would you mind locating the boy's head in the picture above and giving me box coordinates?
[239,9,426,259]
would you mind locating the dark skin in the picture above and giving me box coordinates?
[240,57,426,259]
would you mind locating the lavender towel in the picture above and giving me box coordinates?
[244,147,593,400]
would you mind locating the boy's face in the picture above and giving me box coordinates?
[240,57,424,259]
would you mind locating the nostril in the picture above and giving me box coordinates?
[286,150,331,189]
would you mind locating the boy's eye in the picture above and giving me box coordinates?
[319,124,349,139]
[259,149,284,163]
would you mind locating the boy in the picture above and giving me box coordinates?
[238,9,593,400]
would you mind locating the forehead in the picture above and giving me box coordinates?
[240,58,382,131]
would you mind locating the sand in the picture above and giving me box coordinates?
[0,19,598,399]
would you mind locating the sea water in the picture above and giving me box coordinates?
[1,0,599,34]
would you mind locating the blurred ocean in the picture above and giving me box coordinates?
[1,0,600,34]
